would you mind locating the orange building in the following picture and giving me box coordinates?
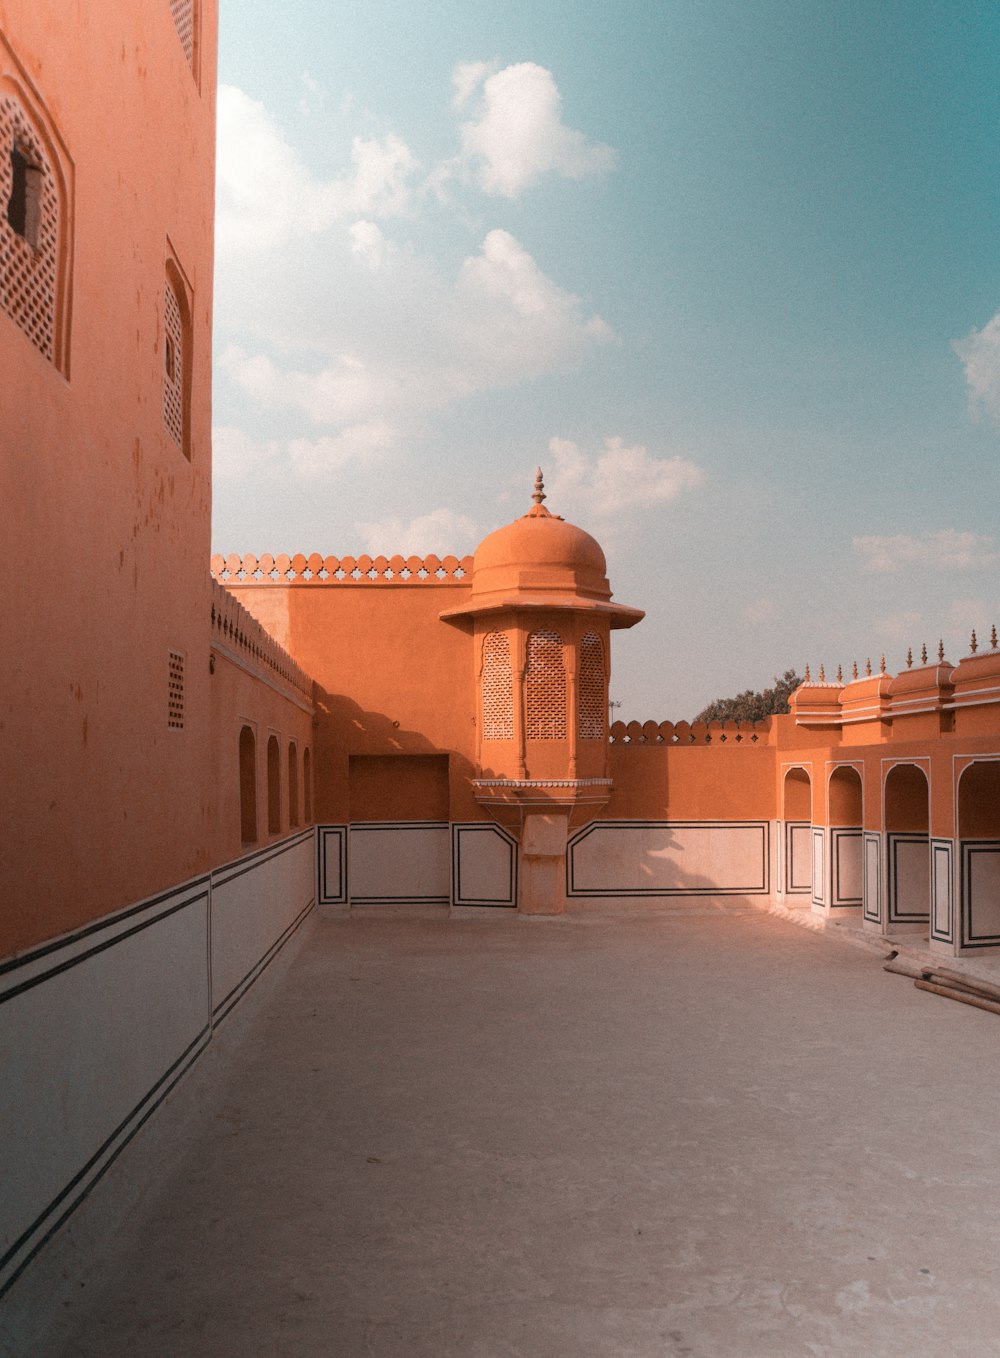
[4,0,1000,1304]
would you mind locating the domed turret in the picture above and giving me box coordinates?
[441,469,643,627]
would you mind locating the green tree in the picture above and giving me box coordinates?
[694,669,802,724]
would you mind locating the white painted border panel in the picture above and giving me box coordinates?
[568,821,769,897]
[452,824,517,907]
[0,881,210,1295]
[349,823,450,904]
[211,830,315,1019]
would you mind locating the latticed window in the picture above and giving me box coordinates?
[578,632,605,739]
[167,650,185,729]
[482,632,513,741]
[1,96,59,364]
[163,273,186,451]
[525,630,566,741]
[170,0,197,67]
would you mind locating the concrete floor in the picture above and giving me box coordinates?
[5,903,1000,1357]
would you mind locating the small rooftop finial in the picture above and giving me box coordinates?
[971,628,978,654]
[921,642,928,665]
[804,662,811,682]
[906,647,913,669]
[532,467,546,507]
[819,663,826,683]
[837,663,843,684]
[880,653,886,674]
[866,657,872,677]
[938,638,945,664]
[992,624,998,651]
[852,660,858,680]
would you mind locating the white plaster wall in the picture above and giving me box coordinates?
[890,836,930,922]
[833,830,863,906]
[453,825,516,907]
[349,824,450,904]
[568,822,768,896]
[932,842,953,943]
[864,833,883,925]
[787,822,812,893]
[211,830,315,1018]
[811,829,826,907]
[0,882,210,1294]
[1,831,316,1299]
[965,844,1000,943]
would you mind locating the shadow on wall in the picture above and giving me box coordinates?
[310,686,481,824]
[567,819,772,906]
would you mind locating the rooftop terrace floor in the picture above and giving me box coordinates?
[5,903,1000,1356]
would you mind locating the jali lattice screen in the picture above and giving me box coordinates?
[163,275,185,448]
[482,632,514,741]
[525,630,566,741]
[0,97,59,364]
[578,632,605,739]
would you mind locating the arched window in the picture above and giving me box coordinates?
[0,83,71,371]
[303,747,312,823]
[267,735,281,834]
[163,264,191,459]
[482,632,513,741]
[578,632,605,740]
[525,629,566,741]
[288,741,299,828]
[239,726,257,844]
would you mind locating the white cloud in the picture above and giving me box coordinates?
[287,422,401,477]
[212,425,282,480]
[220,229,612,427]
[354,507,480,557]
[455,62,617,197]
[546,436,705,519]
[953,311,1000,422]
[215,84,417,254]
[211,422,399,482]
[298,71,325,118]
[452,61,497,109]
[853,531,1000,574]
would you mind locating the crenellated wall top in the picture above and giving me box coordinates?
[211,552,473,585]
[610,718,771,747]
[210,578,313,699]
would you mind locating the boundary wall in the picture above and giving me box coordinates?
[0,830,315,1299]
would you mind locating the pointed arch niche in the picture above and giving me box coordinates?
[884,762,930,933]
[782,766,812,895]
[957,761,1000,949]
[827,766,863,910]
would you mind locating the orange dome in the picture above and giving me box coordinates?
[439,470,644,629]
[473,503,610,600]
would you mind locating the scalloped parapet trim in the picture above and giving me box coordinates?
[211,578,313,699]
[609,718,771,746]
[211,552,474,584]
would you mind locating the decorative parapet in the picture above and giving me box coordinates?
[609,719,771,746]
[210,577,313,700]
[210,552,473,584]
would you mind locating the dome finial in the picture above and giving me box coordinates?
[532,467,546,507]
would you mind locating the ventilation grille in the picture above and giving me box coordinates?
[163,277,184,446]
[482,632,514,741]
[0,97,58,362]
[578,632,605,739]
[168,650,185,729]
[169,0,195,65]
[525,630,566,741]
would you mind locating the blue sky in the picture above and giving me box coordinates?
[211,0,1000,717]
